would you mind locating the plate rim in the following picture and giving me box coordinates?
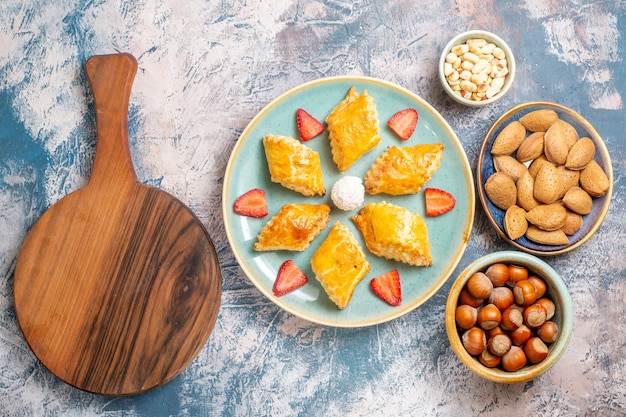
[222,75,476,327]
[476,100,614,256]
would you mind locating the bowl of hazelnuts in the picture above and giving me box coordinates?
[445,251,573,383]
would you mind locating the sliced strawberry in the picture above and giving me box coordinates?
[424,187,456,217]
[370,270,402,306]
[296,108,325,141]
[273,260,309,296]
[233,188,268,218]
[387,108,418,140]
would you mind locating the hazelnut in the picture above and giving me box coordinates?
[527,276,547,299]
[501,345,527,371]
[466,272,493,299]
[501,307,523,331]
[477,304,502,330]
[510,324,532,346]
[488,334,512,356]
[537,321,559,344]
[462,327,487,356]
[479,349,502,368]
[485,263,510,287]
[524,337,549,363]
[513,280,537,306]
[459,287,484,308]
[455,304,478,330]
[534,298,556,320]
[507,264,529,286]
[523,303,547,328]
[488,286,514,311]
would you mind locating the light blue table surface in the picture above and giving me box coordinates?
[1,1,624,416]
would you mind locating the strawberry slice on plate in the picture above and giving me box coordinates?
[387,108,418,140]
[296,108,325,141]
[273,260,309,296]
[233,188,268,218]
[370,269,402,306]
[424,187,456,217]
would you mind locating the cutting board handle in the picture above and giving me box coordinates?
[86,53,139,186]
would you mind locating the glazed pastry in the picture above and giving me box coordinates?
[325,87,381,173]
[364,143,444,195]
[310,221,370,309]
[262,134,325,196]
[254,204,331,251]
[352,201,432,267]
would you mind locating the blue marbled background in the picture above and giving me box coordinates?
[1,1,625,416]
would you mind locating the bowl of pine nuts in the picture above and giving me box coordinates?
[439,30,516,107]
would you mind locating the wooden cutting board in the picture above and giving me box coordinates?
[13,53,222,396]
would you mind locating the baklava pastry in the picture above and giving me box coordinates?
[254,204,331,251]
[352,201,432,267]
[262,134,325,196]
[310,221,370,309]
[325,87,381,173]
[364,143,444,195]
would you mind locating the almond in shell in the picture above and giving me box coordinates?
[562,186,593,215]
[580,160,610,197]
[516,132,545,163]
[544,121,570,165]
[565,137,595,170]
[562,210,583,236]
[494,155,527,182]
[533,163,561,204]
[516,171,541,211]
[485,172,517,210]
[504,205,528,240]
[528,155,550,178]
[525,225,569,246]
[552,119,579,149]
[491,121,526,156]
[519,109,559,132]
[556,165,581,200]
[525,203,567,231]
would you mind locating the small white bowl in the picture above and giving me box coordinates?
[439,30,516,107]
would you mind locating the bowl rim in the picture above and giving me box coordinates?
[476,101,614,256]
[439,29,516,107]
[445,250,574,384]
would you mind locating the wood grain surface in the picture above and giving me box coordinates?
[12,53,222,396]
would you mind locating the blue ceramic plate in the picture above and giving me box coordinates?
[477,101,613,256]
[222,76,475,327]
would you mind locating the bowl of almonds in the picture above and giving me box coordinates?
[445,251,573,383]
[477,102,613,255]
[439,30,515,106]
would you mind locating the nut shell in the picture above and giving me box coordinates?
[533,163,561,204]
[565,137,595,170]
[491,121,526,155]
[504,205,528,240]
[516,171,541,211]
[561,210,583,236]
[519,109,558,132]
[494,155,527,182]
[516,132,545,163]
[485,172,518,210]
[525,203,567,231]
[580,160,610,197]
[544,121,570,165]
[525,225,569,246]
[562,186,593,215]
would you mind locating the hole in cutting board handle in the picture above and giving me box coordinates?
[85,52,139,186]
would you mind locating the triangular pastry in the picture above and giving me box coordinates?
[254,204,331,251]
[364,143,444,195]
[263,134,325,196]
[310,221,370,309]
[325,87,381,173]
[352,201,432,267]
